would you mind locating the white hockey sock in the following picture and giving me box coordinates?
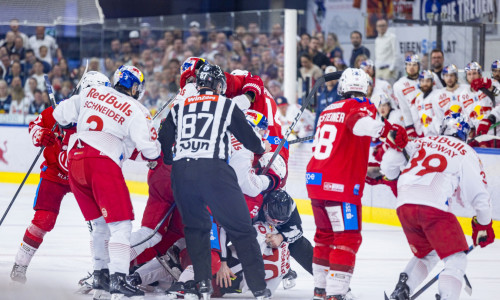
[107,220,132,275]
[178,265,195,283]
[135,257,174,286]
[325,270,351,296]
[312,263,329,289]
[130,226,162,261]
[15,242,37,267]
[438,252,466,300]
[403,251,439,293]
[91,217,111,270]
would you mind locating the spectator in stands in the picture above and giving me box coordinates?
[431,49,446,86]
[49,64,64,82]
[349,30,370,68]
[0,80,11,114]
[24,77,37,100]
[300,53,323,82]
[164,31,175,48]
[57,58,72,82]
[24,50,37,76]
[231,39,248,61]
[55,83,71,103]
[121,41,133,63]
[29,26,58,63]
[260,49,278,79]
[129,31,142,54]
[234,25,247,41]
[315,32,325,52]
[89,57,100,71]
[189,21,202,39]
[325,33,343,60]
[109,39,122,61]
[248,22,260,43]
[30,61,46,91]
[316,65,341,125]
[5,61,24,86]
[9,19,29,49]
[28,89,46,115]
[332,57,347,72]
[9,76,27,115]
[165,38,184,62]
[306,37,330,70]
[38,45,52,65]
[374,19,397,81]
[268,80,283,98]
[0,54,11,79]
[11,36,25,60]
[299,33,311,54]
[0,32,16,53]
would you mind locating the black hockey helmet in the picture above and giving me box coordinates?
[196,64,227,94]
[263,190,296,226]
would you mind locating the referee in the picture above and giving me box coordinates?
[158,64,271,299]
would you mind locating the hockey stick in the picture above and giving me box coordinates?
[261,71,343,174]
[152,95,176,120]
[131,203,176,248]
[288,135,314,145]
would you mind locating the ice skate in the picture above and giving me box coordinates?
[10,263,28,284]
[109,272,144,300]
[312,287,326,300]
[389,273,410,300]
[253,288,271,300]
[282,268,297,289]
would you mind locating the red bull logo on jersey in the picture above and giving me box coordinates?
[86,88,133,116]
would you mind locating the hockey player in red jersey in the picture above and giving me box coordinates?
[306,68,408,300]
[383,114,495,300]
[10,71,110,284]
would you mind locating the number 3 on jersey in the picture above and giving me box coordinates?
[313,124,337,160]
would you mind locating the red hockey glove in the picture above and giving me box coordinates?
[471,216,495,248]
[179,58,206,89]
[471,77,492,92]
[476,118,492,136]
[372,143,388,163]
[404,125,419,139]
[380,120,408,151]
[242,73,264,102]
[33,128,56,147]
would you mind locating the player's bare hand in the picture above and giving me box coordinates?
[216,261,236,288]
[265,233,284,248]
[264,140,272,153]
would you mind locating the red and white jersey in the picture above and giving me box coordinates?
[29,106,76,184]
[414,89,440,136]
[458,86,494,128]
[251,89,289,162]
[393,76,420,128]
[229,135,269,197]
[253,221,290,281]
[373,78,398,107]
[385,108,405,126]
[432,85,466,125]
[173,82,198,106]
[306,98,379,205]
[53,85,160,166]
[381,136,492,224]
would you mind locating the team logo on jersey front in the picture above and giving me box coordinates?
[324,182,344,192]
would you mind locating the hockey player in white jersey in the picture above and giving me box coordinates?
[371,93,404,126]
[431,64,466,128]
[53,65,161,300]
[382,113,495,300]
[414,70,441,136]
[394,55,442,138]
[458,62,498,130]
[491,60,500,88]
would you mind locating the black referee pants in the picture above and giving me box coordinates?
[171,158,266,292]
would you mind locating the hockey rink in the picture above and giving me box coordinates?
[0,182,498,300]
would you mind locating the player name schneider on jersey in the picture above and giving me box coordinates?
[84,87,133,125]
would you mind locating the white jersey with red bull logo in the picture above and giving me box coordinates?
[458,86,494,128]
[53,85,161,166]
[432,85,466,126]
[381,135,492,224]
[414,89,440,136]
[393,76,420,129]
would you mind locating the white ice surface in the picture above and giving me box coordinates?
[0,182,498,300]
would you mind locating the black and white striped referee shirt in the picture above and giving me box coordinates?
[159,89,265,163]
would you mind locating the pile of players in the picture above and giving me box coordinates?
[9,57,315,300]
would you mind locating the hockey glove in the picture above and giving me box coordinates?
[404,125,419,139]
[477,114,496,136]
[365,175,398,197]
[380,120,408,151]
[471,77,492,92]
[242,73,264,102]
[179,58,206,89]
[471,216,495,248]
[33,128,56,147]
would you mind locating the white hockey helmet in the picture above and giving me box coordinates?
[338,68,370,96]
[80,71,111,90]
[230,69,249,76]
[440,113,471,141]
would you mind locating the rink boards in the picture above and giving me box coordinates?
[1,125,499,236]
